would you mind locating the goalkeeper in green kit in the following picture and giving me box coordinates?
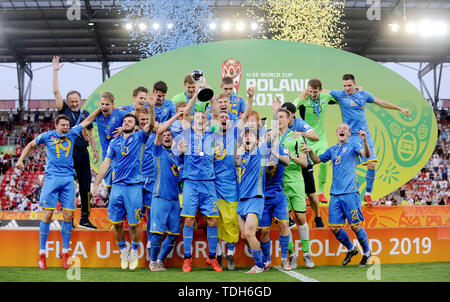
[295,78,337,203]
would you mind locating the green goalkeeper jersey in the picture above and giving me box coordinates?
[279,129,305,183]
[171,91,209,113]
[295,92,336,146]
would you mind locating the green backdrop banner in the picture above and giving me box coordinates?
[84,39,437,200]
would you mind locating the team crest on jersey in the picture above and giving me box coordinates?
[342,147,347,153]
[128,137,133,144]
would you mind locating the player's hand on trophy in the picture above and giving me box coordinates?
[358,130,367,141]
[52,56,64,71]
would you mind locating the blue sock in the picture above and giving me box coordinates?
[150,233,163,262]
[354,227,370,254]
[333,228,354,251]
[250,249,264,269]
[131,241,140,251]
[365,168,376,194]
[183,225,193,258]
[279,235,289,259]
[117,240,126,250]
[61,221,72,250]
[260,240,271,263]
[158,234,177,262]
[146,212,152,243]
[226,242,235,254]
[207,225,218,258]
[39,221,50,251]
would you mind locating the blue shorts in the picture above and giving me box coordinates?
[349,133,377,166]
[215,176,239,202]
[237,197,265,223]
[105,166,113,188]
[150,197,181,235]
[108,183,143,226]
[258,194,289,229]
[39,175,76,211]
[181,179,219,218]
[142,177,154,210]
[329,192,365,226]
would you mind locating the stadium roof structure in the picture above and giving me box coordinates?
[0,0,449,108]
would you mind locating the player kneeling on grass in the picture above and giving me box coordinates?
[16,110,101,270]
[300,123,372,267]
[93,100,154,271]
[149,112,184,271]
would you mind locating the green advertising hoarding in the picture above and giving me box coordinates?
[83,39,437,201]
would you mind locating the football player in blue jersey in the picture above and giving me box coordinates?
[318,74,409,205]
[220,76,246,120]
[301,123,373,267]
[16,110,101,270]
[212,86,255,270]
[92,96,155,271]
[95,92,128,194]
[120,86,149,113]
[235,97,281,274]
[149,111,184,271]
[258,128,291,271]
[177,82,222,273]
[153,81,176,123]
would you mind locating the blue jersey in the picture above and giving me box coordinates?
[106,130,149,185]
[330,90,375,133]
[239,142,271,200]
[289,118,313,133]
[230,95,246,120]
[155,99,176,123]
[119,103,149,113]
[141,132,156,178]
[213,126,239,179]
[181,128,216,181]
[152,144,181,200]
[170,119,184,139]
[265,144,288,198]
[319,140,362,195]
[95,109,127,160]
[35,125,83,177]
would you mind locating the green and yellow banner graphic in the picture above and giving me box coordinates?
[84,39,437,201]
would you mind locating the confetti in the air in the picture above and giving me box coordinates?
[112,0,215,58]
[247,0,348,49]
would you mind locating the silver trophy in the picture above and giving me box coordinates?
[191,69,214,102]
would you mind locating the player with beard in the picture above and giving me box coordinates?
[149,111,184,271]
[92,98,155,271]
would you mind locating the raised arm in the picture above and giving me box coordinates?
[92,157,112,197]
[52,56,65,111]
[82,128,99,164]
[79,107,102,129]
[15,140,37,170]
[358,130,371,159]
[144,90,157,134]
[373,98,410,116]
[155,112,183,145]
[181,84,200,129]
[269,95,282,144]
[236,86,255,130]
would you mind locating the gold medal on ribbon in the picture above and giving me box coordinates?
[107,134,111,139]
[199,151,205,157]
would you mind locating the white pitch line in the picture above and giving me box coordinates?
[274,266,319,282]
